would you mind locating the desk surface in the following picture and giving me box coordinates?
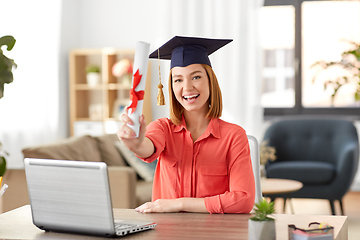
[262,178,303,195]
[0,205,347,240]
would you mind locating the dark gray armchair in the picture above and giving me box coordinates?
[264,118,359,215]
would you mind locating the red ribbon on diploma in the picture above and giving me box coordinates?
[128,69,145,114]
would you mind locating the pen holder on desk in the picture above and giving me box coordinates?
[288,223,334,240]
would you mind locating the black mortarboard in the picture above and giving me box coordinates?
[149,36,232,69]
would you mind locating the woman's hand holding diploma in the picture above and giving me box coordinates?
[117,107,154,159]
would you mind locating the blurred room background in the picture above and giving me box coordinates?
[0,0,359,187]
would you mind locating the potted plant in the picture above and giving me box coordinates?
[0,35,16,176]
[0,35,17,99]
[0,142,8,176]
[311,40,360,106]
[86,64,101,86]
[248,198,276,240]
[259,140,277,178]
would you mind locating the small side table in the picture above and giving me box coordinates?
[261,178,303,213]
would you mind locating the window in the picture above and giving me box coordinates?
[260,5,295,108]
[261,0,360,118]
[262,48,296,107]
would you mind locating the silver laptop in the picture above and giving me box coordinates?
[24,158,156,237]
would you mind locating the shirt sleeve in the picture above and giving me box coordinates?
[204,131,255,214]
[136,119,167,163]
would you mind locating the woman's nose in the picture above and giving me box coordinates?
[183,79,193,90]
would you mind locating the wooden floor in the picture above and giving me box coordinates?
[273,191,360,240]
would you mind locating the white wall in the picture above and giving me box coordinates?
[58,0,82,139]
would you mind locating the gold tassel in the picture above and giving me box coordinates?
[157,48,165,105]
[157,83,165,105]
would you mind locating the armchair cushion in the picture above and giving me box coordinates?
[94,134,126,166]
[114,141,157,182]
[267,161,336,184]
[22,135,102,162]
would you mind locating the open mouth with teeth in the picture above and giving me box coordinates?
[183,94,200,101]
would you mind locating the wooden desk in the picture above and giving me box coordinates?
[262,178,303,195]
[0,205,347,240]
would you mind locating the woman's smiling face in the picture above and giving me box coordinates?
[171,64,210,113]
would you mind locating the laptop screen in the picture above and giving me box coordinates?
[24,158,116,236]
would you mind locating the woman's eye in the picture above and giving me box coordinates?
[173,79,181,83]
[193,76,200,80]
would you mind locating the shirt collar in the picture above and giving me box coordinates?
[205,118,221,139]
[173,115,187,133]
[173,115,221,139]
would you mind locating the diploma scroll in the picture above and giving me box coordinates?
[127,41,150,137]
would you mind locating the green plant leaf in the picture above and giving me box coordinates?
[0,156,6,176]
[0,70,13,84]
[0,53,16,70]
[0,35,16,99]
[0,84,3,98]
[250,199,275,221]
[0,35,16,51]
[311,40,360,103]
[86,65,100,73]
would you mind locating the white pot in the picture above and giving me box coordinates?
[86,72,100,86]
[248,219,275,240]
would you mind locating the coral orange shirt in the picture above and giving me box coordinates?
[139,117,255,214]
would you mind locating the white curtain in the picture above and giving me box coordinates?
[156,0,264,139]
[0,0,64,168]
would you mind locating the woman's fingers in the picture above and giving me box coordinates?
[120,112,133,126]
[117,111,147,152]
[117,127,136,139]
[135,202,152,213]
[139,114,146,125]
[117,119,136,139]
[138,115,147,135]
[135,199,181,213]
[117,110,136,139]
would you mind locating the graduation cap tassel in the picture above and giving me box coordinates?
[157,82,165,106]
[157,49,165,106]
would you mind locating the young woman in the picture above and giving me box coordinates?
[117,36,255,214]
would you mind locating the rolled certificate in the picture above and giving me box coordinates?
[127,41,150,137]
